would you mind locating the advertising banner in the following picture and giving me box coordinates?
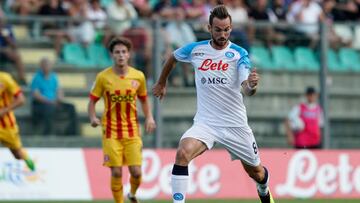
[84,149,360,200]
[0,148,92,200]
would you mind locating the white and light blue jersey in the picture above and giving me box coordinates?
[174,40,251,127]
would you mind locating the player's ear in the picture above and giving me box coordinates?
[207,24,211,33]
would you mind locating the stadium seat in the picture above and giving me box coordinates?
[294,47,319,71]
[352,26,360,49]
[271,46,299,70]
[338,48,360,71]
[251,46,276,70]
[87,43,113,68]
[19,48,56,64]
[62,43,96,67]
[326,49,348,72]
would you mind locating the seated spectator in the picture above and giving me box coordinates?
[248,0,286,47]
[87,0,107,42]
[7,0,43,15]
[67,0,95,46]
[164,8,196,86]
[0,17,26,85]
[106,0,138,35]
[37,0,69,55]
[30,57,78,136]
[286,0,325,48]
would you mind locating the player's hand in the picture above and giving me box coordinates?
[248,68,259,88]
[0,108,7,118]
[145,117,156,134]
[152,82,167,100]
[90,116,101,128]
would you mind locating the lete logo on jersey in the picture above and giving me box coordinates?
[198,59,229,71]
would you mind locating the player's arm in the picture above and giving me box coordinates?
[284,118,295,146]
[88,97,100,128]
[152,54,178,100]
[88,75,103,128]
[241,68,259,96]
[139,96,156,133]
[0,92,25,117]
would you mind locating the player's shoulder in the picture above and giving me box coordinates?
[129,67,145,77]
[229,42,249,57]
[181,40,210,51]
[0,71,13,81]
[96,67,113,78]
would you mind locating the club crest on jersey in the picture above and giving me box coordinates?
[225,51,235,58]
[131,80,139,88]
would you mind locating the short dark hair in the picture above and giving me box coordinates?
[306,86,316,95]
[209,5,232,26]
[107,37,132,53]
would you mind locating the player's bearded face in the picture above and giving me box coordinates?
[111,44,130,67]
[209,17,232,48]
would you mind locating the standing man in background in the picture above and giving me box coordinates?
[153,5,275,203]
[285,86,324,149]
[0,71,35,171]
[88,37,156,203]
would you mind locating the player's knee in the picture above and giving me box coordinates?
[175,147,192,165]
[111,168,122,178]
[130,169,142,178]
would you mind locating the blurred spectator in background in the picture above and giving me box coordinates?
[225,0,250,51]
[132,0,152,17]
[67,0,95,46]
[284,86,324,149]
[87,0,107,43]
[30,57,78,136]
[106,0,138,35]
[0,17,26,85]
[248,0,285,47]
[7,0,43,15]
[286,0,325,48]
[37,0,69,55]
[164,8,197,86]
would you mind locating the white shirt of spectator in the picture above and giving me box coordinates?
[174,40,251,127]
[106,1,138,34]
[286,1,323,34]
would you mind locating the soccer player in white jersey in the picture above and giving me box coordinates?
[152,5,275,203]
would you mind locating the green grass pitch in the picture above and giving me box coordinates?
[1,199,359,203]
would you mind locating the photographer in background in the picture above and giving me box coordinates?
[284,86,324,149]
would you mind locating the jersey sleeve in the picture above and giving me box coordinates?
[90,74,104,100]
[4,73,21,97]
[238,54,252,84]
[137,72,147,101]
[173,42,197,62]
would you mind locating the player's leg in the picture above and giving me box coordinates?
[110,167,124,203]
[215,126,274,203]
[242,162,274,203]
[2,128,35,171]
[10,148,35,171]
[103,138,124,203]
[125,137,143,203]
[128,166,141,203]
[172,123,216,203]
[172,137,208,203]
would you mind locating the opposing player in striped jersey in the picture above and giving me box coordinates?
[0,72,35,171]
[153,5,274,203]
[88,37,156,203]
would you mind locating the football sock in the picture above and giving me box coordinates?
[111,176,124,203]
[256,167,269,196]
[171,164,189,203]
[24,158,35,172]
[130,175,142,196]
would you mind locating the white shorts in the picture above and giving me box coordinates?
[181,122,261,166]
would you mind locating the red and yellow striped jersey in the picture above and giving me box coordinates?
[0,72,21,129]
[90,67,147,139]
